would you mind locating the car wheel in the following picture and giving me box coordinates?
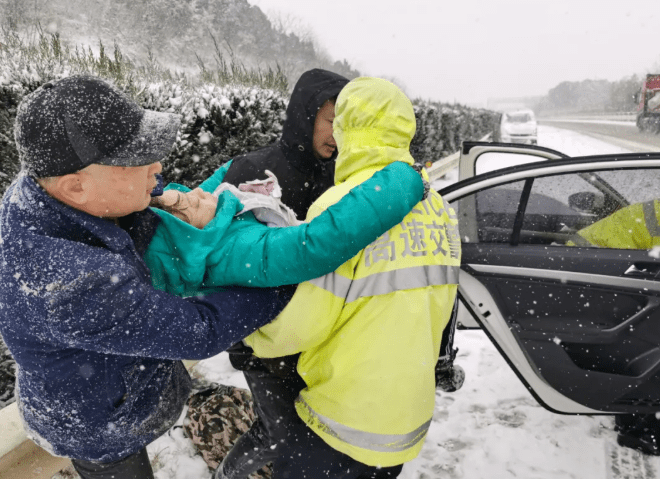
[654,118,660,134]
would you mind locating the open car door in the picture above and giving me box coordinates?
[439,142,660,414]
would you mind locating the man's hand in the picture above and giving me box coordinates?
[151,188,218,229]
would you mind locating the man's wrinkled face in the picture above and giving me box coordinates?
[82,162,163,218]
[312,100,337,160]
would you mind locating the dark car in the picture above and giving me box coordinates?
[440,141,660,415]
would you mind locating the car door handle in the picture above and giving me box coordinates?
[624,263,660,278]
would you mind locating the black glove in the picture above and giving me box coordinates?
[150,174,164,197]
[412,162,431,200]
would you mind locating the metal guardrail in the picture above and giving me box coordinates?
[426,133,491,182]
[426,149,460,182]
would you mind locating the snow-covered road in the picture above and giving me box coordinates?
[53,125,659,479]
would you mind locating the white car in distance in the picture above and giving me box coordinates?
[493,109,538,144]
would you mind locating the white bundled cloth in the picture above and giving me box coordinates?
[213,170,301,227]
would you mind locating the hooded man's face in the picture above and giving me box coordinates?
[312,100,337,160]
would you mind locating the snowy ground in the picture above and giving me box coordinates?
[56,125,659,479]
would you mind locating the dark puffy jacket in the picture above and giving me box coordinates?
[0,175,289,462]
[222,69,349,219]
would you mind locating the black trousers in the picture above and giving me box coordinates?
[270,411,403,479]
[71,448,154,479]
[221,369,402,479]
[221,367,303,478]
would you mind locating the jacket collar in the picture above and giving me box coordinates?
[6,174,158,255]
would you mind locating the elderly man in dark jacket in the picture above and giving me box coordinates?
[0,75,292,479]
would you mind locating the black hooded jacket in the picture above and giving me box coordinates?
[223,69,349,220]
[222,69,348,373]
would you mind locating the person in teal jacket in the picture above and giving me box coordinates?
[145,158,426,297]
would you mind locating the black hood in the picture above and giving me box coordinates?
[279,69,349,171]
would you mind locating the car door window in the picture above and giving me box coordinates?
[452,168,660,249]
[454,180,526,243]
[520,173,610,246]
[475,152,546,175]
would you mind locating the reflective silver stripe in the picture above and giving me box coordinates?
[298,397,431,453]
[643,200,660,237]
[309,272,353,300]
[309,265,460,304]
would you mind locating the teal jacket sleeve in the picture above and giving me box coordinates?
[144,161,424,295]
[197,160,233,193]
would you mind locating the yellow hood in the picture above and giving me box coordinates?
[333,77,416,184]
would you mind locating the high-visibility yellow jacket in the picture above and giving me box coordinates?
[245,77,461,467]
[569,199,660,249]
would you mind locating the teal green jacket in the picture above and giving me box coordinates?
[144,161,424,296]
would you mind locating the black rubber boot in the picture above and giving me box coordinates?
[71,448,155,479]
[435,348,465,393]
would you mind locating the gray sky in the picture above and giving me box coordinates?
[247,0,659,107]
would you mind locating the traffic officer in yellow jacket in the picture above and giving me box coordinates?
[568,199,660,249]
[243,77,461,478]
[568,199,660,456]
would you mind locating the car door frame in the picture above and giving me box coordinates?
[452,142,568,329]
[439,151,660,415]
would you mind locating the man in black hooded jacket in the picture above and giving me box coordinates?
[223,68,347,219]
[215,69,358,479]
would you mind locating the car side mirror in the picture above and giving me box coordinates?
[568,191,605,214]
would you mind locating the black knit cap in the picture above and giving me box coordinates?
[14,75,181,177]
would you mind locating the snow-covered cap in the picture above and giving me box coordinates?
[14,75,182,177]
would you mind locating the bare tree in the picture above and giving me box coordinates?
[268,11,314,43]
[0,0,31,30]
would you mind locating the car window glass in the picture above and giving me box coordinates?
[595,169,659,204]
[475,151,545,175]
[520,173,603,245]
[558,168,660,250]
[450,168,660,249]
[451,180,526,244]
[506,113,532,123]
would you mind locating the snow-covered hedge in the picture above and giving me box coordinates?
[138,81,287,187]
[0,86,22,196]
[0,78,497,195]
[411,99,498,164]
[0,31,289,193]
[0,336,16,408]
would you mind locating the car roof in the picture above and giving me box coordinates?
[504,108,535,115]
